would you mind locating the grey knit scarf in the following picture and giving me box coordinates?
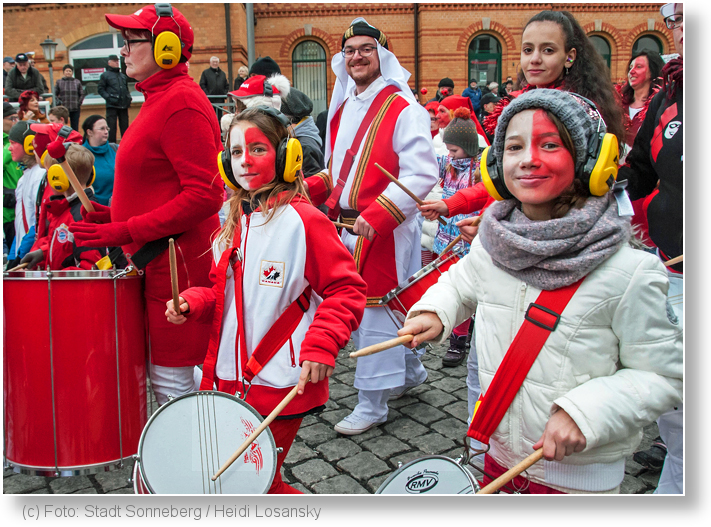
[479,195,631,290]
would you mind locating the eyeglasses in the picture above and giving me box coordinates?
[664,14,683,29]
[342,45,376,58]
[5,115,19,122]
[122,39,151,53]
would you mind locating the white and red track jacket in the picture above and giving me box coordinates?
[181,196,367,417]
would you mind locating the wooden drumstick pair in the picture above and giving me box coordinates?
[59,158,95,214]
[211,374,310,481]
[375,163,447,226]
[168,238,181,314]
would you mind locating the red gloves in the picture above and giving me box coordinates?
[46,139,68,160]
[71,222,132,247]
[81,201,112,224]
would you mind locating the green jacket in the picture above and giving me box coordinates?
[3,132,23,224]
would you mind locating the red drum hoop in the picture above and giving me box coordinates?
[380,247,464,328]
[3,269,147,476]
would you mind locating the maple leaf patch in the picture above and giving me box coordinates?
[259,260,285,288]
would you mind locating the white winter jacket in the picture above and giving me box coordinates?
[408,238,683,492]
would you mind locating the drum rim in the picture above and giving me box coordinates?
[4,457,130,478]
[375,454,480,495]
[136,390,277,495]
[3,269,140,280]
[380,246,464,305]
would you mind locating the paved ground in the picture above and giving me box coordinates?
[4,339,662,495]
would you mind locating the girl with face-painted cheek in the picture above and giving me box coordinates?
[166,107,367,495]
[400,90,682,494]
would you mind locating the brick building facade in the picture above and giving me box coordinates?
[3,2,671,136]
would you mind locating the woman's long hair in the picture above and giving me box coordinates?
[619,51,665,106]
[517,10,626,145]
[217,108,310,248]
[17,90,42,120]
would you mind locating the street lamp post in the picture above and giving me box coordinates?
[40,36,58,107]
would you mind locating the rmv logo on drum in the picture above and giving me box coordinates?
[406,469,439,493]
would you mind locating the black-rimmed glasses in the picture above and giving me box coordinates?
[342,45,376,58]
[122,39,151,53]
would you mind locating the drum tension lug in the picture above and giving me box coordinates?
[167,394,175,401]
[132,454,139,461]
[117,461,124,469]
[276,447,284,454]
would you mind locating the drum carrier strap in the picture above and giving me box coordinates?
[325,84,400,221]
[199,216,312,395]
[467,278,584,445]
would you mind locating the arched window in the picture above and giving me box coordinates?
[633,35,663,55]
[468,35,502,86]
[292,41,327,117]
[68,32,141,105]
[589,35,612,71]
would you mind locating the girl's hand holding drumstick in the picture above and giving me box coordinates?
[165,297,190,325]
[456,215,483,244]
[418,200,449,221]
[397,312,443,349]
[298,360,334,395]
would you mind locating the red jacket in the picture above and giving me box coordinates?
[181,197,367,416]
[443,181,495,217]
[31,189,107,270]
[110,63,223,366]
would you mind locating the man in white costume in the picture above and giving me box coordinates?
[325,18,438,435]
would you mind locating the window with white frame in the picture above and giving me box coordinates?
[68,32,143,105]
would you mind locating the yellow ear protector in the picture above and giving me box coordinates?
[218,106,303,191]
[479,96,619,201]
[23,134,35,156]
[152,3,183,69]
[46,145,96,192]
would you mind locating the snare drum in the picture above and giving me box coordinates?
[380,247,464,327]
[133,391,277,494]
[3,269,147,476]
[376,455,480,494]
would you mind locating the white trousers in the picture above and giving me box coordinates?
[466,326,485,460]
[341,219,427,419]
[655,270,683,494]
[149,364,203,406]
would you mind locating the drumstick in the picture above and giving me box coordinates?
[664,254,683,267]
[7,262,28,272]
[439,216,483,255]
[168,238,180,314]
[59,159,95,214]
[212,374,310,481]
[375,163,447,226]
[332,221,352,229]
[476,448,544,494]
[350,335,414,358]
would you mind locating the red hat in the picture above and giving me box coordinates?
[30,123,83,158]
[105,4,194,61]
[440,95,474,114]
[229,75,280,99]
[424,101,439,114]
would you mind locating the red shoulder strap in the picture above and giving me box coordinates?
[242,285,312,382]
[467,278,585,444]
[325,84,400,218]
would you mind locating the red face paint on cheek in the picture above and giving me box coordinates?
[243,127,277,190]
[531,109,575,182]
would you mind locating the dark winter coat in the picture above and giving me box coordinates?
[4,66,46,101]
[97,66,132,109]
[199,67,229,97]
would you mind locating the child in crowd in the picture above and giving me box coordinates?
[401,89,682,494]
[21,144,108,270]
[6,121,43,266]
[165,106,367,494]
[418,107,490,368]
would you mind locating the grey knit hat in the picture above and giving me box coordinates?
[442,107,480,157]
[8,120,34,144]
[281,88,313,121]
[492,89,604,176]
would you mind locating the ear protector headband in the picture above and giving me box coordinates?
[153,3,183,69]
[218,106,303,191]
[480,95,619,201]
[23,133,35,156]
[46,145,96,193]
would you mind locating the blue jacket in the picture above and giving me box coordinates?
[462,86,482,112]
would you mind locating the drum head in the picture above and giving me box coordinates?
[138,391,277,494]
[376,455,479,494]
